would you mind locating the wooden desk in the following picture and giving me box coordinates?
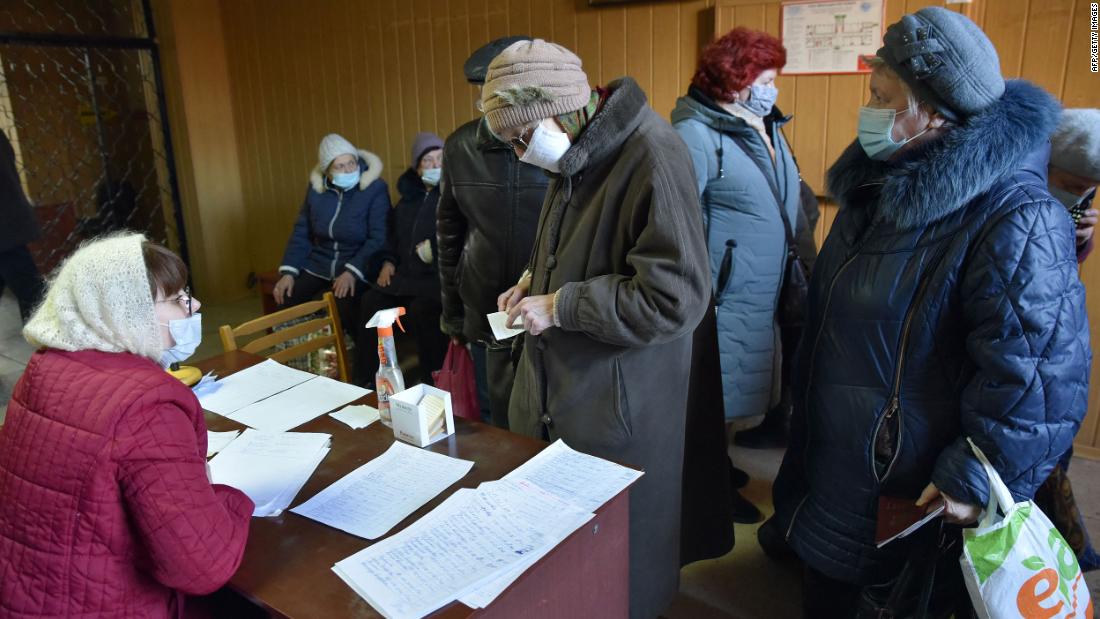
[196,351,630,619]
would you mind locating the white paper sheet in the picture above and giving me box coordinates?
[291,441,473,539]
[332,479,590,619]
[198,359,316,415]
[206,430,240,457]
[504,439,643,512]
[228,376,371,432]
[457,480,594,608]
[208,429,332,517]
[329,404,381,429]
[486,311,525,341]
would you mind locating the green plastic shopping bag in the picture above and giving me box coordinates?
[960,438,1093,618]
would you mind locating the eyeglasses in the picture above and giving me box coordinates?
[157,286,193,316]
[330,160,359,173]
[505,124,537,151]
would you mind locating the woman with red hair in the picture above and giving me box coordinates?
[672,28,807,523]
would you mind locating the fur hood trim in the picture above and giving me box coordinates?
[826,80,1061,230]
[309,149,383,193]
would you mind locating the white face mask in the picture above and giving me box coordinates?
[519,123,571,173]
[159,313,202,367]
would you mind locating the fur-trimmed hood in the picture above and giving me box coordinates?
[309,148,383,193]
[826,80,1062,230]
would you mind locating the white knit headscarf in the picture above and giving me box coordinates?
[23,233,163,361]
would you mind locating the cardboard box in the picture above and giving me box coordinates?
[390,384,456,447]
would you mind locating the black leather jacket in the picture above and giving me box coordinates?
[436,118,548,342]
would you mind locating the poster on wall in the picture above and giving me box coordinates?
[781,0,884,75]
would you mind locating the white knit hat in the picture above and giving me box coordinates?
[318,133,358,172]
[1051,109,1100,181]
[24,232,163,361]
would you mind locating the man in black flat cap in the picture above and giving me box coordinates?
[436,37,548,430]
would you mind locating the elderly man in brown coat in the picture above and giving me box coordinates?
[483,40,710,619]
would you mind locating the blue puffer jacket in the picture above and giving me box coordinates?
[279,149,390,282]
[772,81,1091,585]
[672,88,802,421]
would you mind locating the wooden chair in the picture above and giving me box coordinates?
[219,291,350,382]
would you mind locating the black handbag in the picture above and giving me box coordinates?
[855,522,959,619]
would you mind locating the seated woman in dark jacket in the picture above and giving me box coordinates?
[770,8,1091,616]
[354,132,449,387]
[273,133,390,340]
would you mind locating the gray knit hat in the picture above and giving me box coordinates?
[410,132,444,169]
[878,7,1004,121]
[1051,109,1100,181]
[318,133,358,171]
[480,39,591,136]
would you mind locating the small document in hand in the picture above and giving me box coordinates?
[291,441,473,539]
[209,429,331,517]
[333,479,592,619]
[198,359,315,415]
[486,311,525,341]
[228,376,371,432]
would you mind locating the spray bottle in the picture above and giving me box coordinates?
[365,307,407,427]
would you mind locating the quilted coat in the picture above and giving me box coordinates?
[279,149,390,283]
[0,349,254,617]
[771,80,1091,585]
[672,87,803,421]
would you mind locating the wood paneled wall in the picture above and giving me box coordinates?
[217,0,718,275]
[153,0,249,301]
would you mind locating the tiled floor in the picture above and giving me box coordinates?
[2,287,1099,617]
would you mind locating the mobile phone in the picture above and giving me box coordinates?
[1069,187,1097,224]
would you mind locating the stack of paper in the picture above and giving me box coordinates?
[331,440,643,617]
[291,441,473,539]
[206,430,240,457]
[330,405,381,429]
[333,479,592,619]
[228,375,370,432]
[460,440,644,608]
[198,359,315,415]
[198,359,372,432]
[209,429,331,517]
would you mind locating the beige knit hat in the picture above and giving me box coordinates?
[480,39,591,135]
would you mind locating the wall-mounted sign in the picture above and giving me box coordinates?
[782,0,884,75]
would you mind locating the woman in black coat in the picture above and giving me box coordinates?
[771,9,1091,616]
[0,130,43,323]
[354,133,449,387]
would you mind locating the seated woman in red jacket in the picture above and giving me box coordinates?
[0,233,253,618]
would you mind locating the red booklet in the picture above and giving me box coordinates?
[875,495,945,548]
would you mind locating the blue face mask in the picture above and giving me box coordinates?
[421,167,441,186]
[332,171,358,190]
[742,84,778,117]
[857,106,931,161]
[159,313,202,368]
